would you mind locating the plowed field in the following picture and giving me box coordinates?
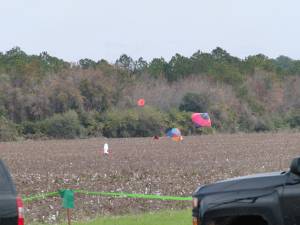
[1,133,300,224]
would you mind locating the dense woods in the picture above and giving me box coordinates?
[0,47,299,141]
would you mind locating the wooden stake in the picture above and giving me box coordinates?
[67,208,71,225]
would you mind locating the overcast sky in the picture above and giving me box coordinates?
[1,0,299,62]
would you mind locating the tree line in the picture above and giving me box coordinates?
[0,47,299,141]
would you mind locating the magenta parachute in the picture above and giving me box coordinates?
[191,113,212,128]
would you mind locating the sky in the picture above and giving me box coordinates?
[1,0,300,63]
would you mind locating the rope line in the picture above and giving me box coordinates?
[23,190,192,202]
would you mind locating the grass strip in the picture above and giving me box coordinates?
[59,209,191,225]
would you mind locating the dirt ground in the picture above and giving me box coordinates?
[1,132,300,224]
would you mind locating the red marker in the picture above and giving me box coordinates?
[137,98,145,107]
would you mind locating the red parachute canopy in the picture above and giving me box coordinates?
[191,113,212,127]
[137,98,145,107]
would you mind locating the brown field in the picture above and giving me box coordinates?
[1,132,300,224]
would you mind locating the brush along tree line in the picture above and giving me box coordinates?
[0,47,299,141]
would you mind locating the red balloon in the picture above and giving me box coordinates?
[137,98,145,107]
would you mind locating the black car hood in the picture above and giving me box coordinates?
[193,171,288,197]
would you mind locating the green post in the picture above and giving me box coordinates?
[59,189,74,225]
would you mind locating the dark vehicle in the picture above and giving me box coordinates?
[0,160,24,225]
[192,157,300,225]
